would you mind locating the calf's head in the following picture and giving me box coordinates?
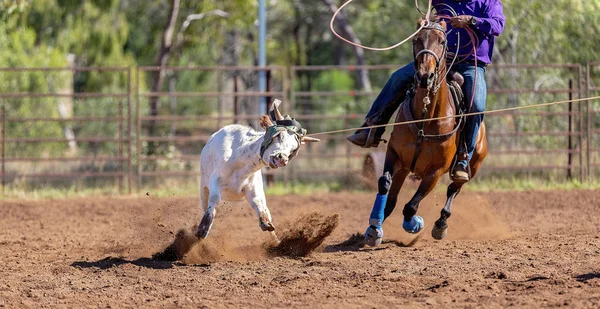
[259,99,320,169]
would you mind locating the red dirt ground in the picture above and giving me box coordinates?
[1,189,599,308]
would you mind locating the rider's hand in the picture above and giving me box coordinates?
[450,15,472,29]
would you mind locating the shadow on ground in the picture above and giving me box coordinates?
[71,256,210,270]
[574,272,600,282]
[324,232,421,252]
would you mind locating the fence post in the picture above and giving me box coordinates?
[1,104,4,194]
[265,69,274,187]
[587,62,591,180]
[233,74,239,124]
[578,65,584,182]
[345,103,351,182]
[568,79,573,180]
[217,69,223,130]
[117,73,124,193]
[136,67,142,191]
[127,68,133,194]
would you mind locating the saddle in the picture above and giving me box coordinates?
[447,70,471,180]
[399,70,469,178]
[447,71,468,145]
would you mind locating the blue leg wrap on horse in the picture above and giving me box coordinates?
[402,215,424,234]
[369,194,387,227]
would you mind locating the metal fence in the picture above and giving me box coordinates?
[0,67,132,192]
[482,64,584,180]
[0,63,598,193]
[587,62,600,178]
[135,65,287,187]
[290,64,585,182]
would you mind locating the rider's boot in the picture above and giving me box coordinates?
[346,123,384,148]
[452,160,470,182]
[347,95,405,148]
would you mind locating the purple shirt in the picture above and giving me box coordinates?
[433,0,505,64]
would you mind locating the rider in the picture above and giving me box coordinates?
[347,0,505,181]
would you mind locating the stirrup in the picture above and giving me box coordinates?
[364,129,387,148]
[450,162,470,182]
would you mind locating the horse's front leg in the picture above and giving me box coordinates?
[365,149,409,247]
[401,169,443,233]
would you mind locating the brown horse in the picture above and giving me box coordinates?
[364,19,488,246]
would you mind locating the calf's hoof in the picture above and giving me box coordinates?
[260,221,275,232]
[195,214,213,239]
[364,225,383,247]
[402,215,424,234]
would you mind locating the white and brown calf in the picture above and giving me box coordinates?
[196,100,319,239]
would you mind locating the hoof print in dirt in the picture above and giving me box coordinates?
[152,229,198,262]
[267,212,340,257]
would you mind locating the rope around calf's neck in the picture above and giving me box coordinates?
[304,95,600,137]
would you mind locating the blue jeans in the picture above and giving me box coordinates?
[366,62,487,166]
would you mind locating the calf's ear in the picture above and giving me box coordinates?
[260,115,274,129]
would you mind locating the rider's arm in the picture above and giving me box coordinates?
[472,0,505,36]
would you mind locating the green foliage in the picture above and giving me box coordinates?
[1,0,599,188]
[0,0,28,19]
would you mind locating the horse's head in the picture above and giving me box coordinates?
[412,19,447,89]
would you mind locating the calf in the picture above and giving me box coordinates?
[195,99,320,239]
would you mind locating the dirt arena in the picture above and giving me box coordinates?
[1,188,599,308]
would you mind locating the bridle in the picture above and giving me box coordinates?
[413,21,448,94]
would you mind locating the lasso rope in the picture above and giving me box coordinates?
[325,1,593,140]
[305,95,600,137]
[329,0,433,51]
[330,0,482,124]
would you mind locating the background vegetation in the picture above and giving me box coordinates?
[1,0,599,192]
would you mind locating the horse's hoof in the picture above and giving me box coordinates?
[431,225,447,240]
[402,216,424,234]
[364,225,383,247]
[432,220,448,240]
[260,221,275,232]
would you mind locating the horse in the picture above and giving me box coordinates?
[364,18,488,246]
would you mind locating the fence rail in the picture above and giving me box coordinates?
[0,67,132,193]
[0,63,599,193]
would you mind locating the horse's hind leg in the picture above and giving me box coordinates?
[402,170,443,233]
[364,150,407,246]
[433,124,487,240]
[432,181,464,240]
